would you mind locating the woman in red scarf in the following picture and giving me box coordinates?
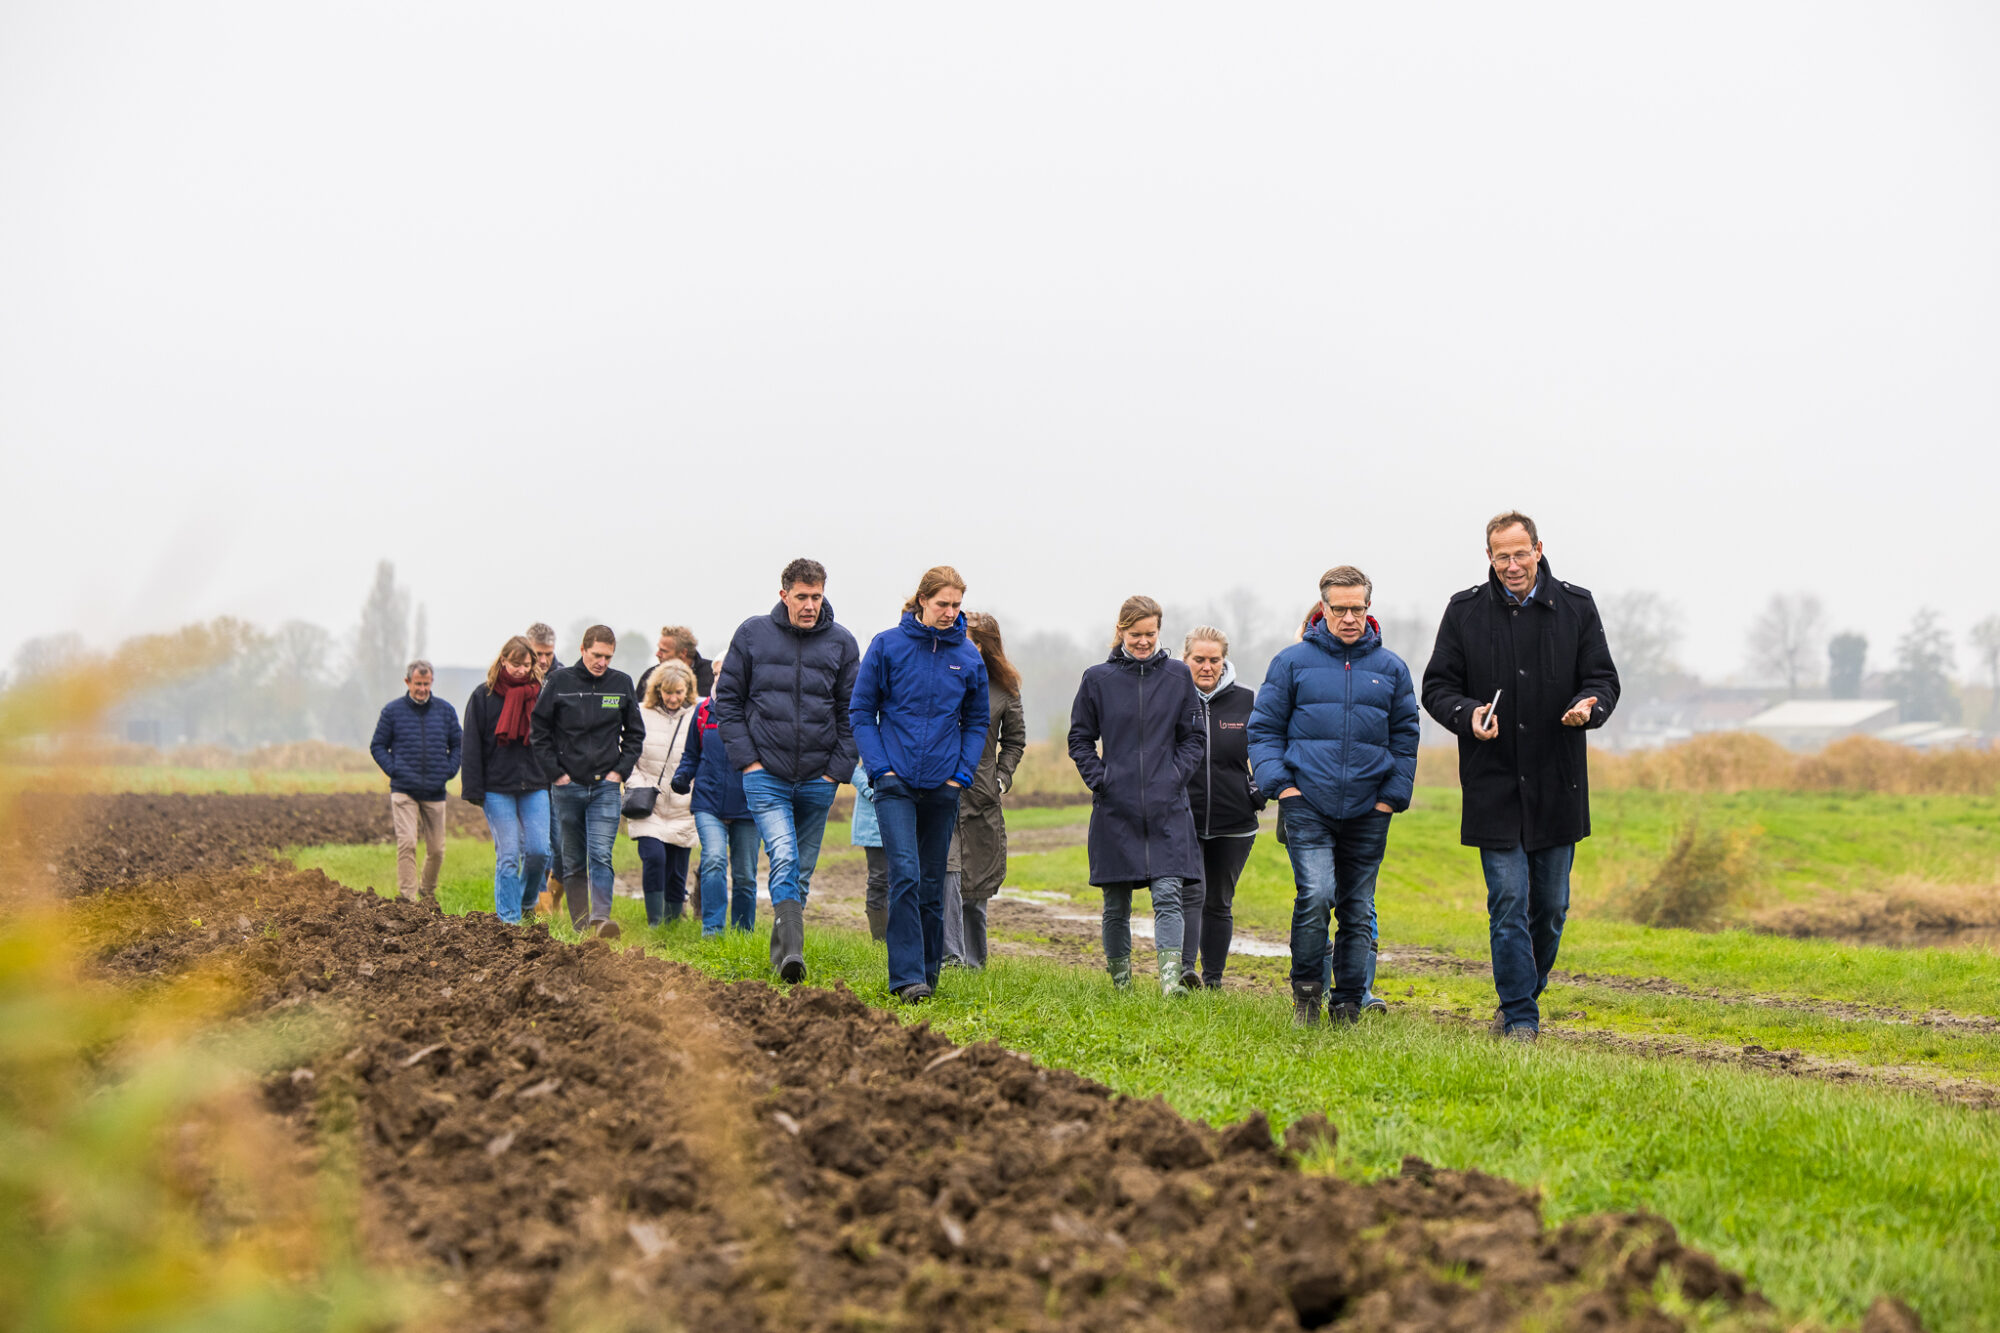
[461,636,552,922]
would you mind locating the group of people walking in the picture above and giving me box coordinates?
[368,509,1619,1038]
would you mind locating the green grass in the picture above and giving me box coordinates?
[281,836,2000,1332]
[1005,790,2000,1019]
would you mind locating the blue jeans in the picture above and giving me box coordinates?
[1318,899,1381,1004]
[874,777,961,991]
[552,779,621,926]
[741,771,839,908]
[1102,877,1185,960]
[546,788,566,883]
[635,837,691,927]
[1483,843,1575,1031]
[1281,799,1390,1004]
[481,789,550,924]
[695,812,761,936]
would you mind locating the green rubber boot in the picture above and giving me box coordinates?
[1158,948,1190,997]
[1108,953,1133,989]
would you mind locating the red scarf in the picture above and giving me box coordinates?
[491,667,539,744]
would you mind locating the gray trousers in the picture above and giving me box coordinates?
[940,871,990,968]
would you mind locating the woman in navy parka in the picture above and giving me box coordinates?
[850,566,990,1003]
[1068,595,1204,995]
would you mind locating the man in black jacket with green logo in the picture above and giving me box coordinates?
[1421,511,1620,1041]
[531,625,645,937]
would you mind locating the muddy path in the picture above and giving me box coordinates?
[798,819,2000,1111]
[78,860,1809,1333]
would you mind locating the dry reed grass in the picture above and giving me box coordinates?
[1752,880,2000,941]
[1587,734,2000,796]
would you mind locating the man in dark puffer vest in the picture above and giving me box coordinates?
[1249,567,1420,1028]
[369,659,463,903]
[713,557,860,983]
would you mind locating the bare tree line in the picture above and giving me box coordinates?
[9,568,2000,751]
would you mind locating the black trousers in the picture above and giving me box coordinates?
[1180,835,1256,984]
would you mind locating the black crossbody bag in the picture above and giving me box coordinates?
[621,712,687,819]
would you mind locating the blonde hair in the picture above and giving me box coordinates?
[486,635,541,691]
[644,659,697,711]
[1182,625,1229,658]
[1318,565,1373,602]
[903,565,967,615]
[1109,595,1164,648]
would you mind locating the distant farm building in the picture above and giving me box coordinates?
[1873,721,1982,752]
[1742,699,1898,751]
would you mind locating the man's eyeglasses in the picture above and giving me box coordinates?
[1490,552,1537,568]
[1324,604,1369,623]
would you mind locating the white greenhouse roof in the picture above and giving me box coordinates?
[1743,699,1897,729]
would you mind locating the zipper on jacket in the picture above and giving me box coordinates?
[792,633,804,782]
[1137,658,1150,879]
[1198,693,1213,839]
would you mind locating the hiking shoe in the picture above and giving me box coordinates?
[1328,1001,1363,1026]
[594,920,622,940]
[1291,984,1323,1028]
[1179,969,1203,993]
[894,983,933,1004]
[1489,1009,1510,1038]
[1504,1024,1540,1044]
[1362,995,1389,1014]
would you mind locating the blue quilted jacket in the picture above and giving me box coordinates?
[1248,618,1420,820]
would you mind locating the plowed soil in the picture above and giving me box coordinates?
[12,790,486,894]
[54,793,1911,1331]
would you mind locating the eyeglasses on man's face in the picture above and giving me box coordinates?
[1324,603,1369,623]
[1490,550,1538,568]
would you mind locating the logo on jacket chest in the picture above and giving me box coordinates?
[600,695,620,709]
[1219,721,1246,730]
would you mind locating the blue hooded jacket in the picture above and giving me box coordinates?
[1248,616,1421,820]
[850,611,990,790]
[669,697,751,820]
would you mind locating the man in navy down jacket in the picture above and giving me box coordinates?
[713,558,861,983]
[370,659,463,903]
[1249,566,1420,1027]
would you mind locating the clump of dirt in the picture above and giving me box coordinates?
[77,860,1809,1333]
[13,791,487,895]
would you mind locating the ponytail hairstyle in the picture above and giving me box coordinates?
[486,635,541,691]
[1109,595,1164,648]
[965,612,1021,697]
[903,565,967,616]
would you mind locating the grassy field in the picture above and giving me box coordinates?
[285,835,2000,1332]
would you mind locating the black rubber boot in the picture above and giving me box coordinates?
[774,900,806,983]
[1292,983,1323,1028]
[563,875,590,931]
[865,907,888,942]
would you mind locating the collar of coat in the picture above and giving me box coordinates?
[897,608,969,646]
[1303,613,1382,659]
[1484,557,1560,609]
[767,599,840,635]
[1106,643,1171,670]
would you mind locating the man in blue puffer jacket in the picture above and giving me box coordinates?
[1249,566,1420,1027]
[369,659,464,903]
[850,567,989,1001]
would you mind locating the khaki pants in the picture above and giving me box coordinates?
[390,793,446,900]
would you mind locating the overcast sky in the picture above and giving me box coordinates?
[3,2,1996,683]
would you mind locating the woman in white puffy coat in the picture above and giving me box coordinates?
[627,660,699,925]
